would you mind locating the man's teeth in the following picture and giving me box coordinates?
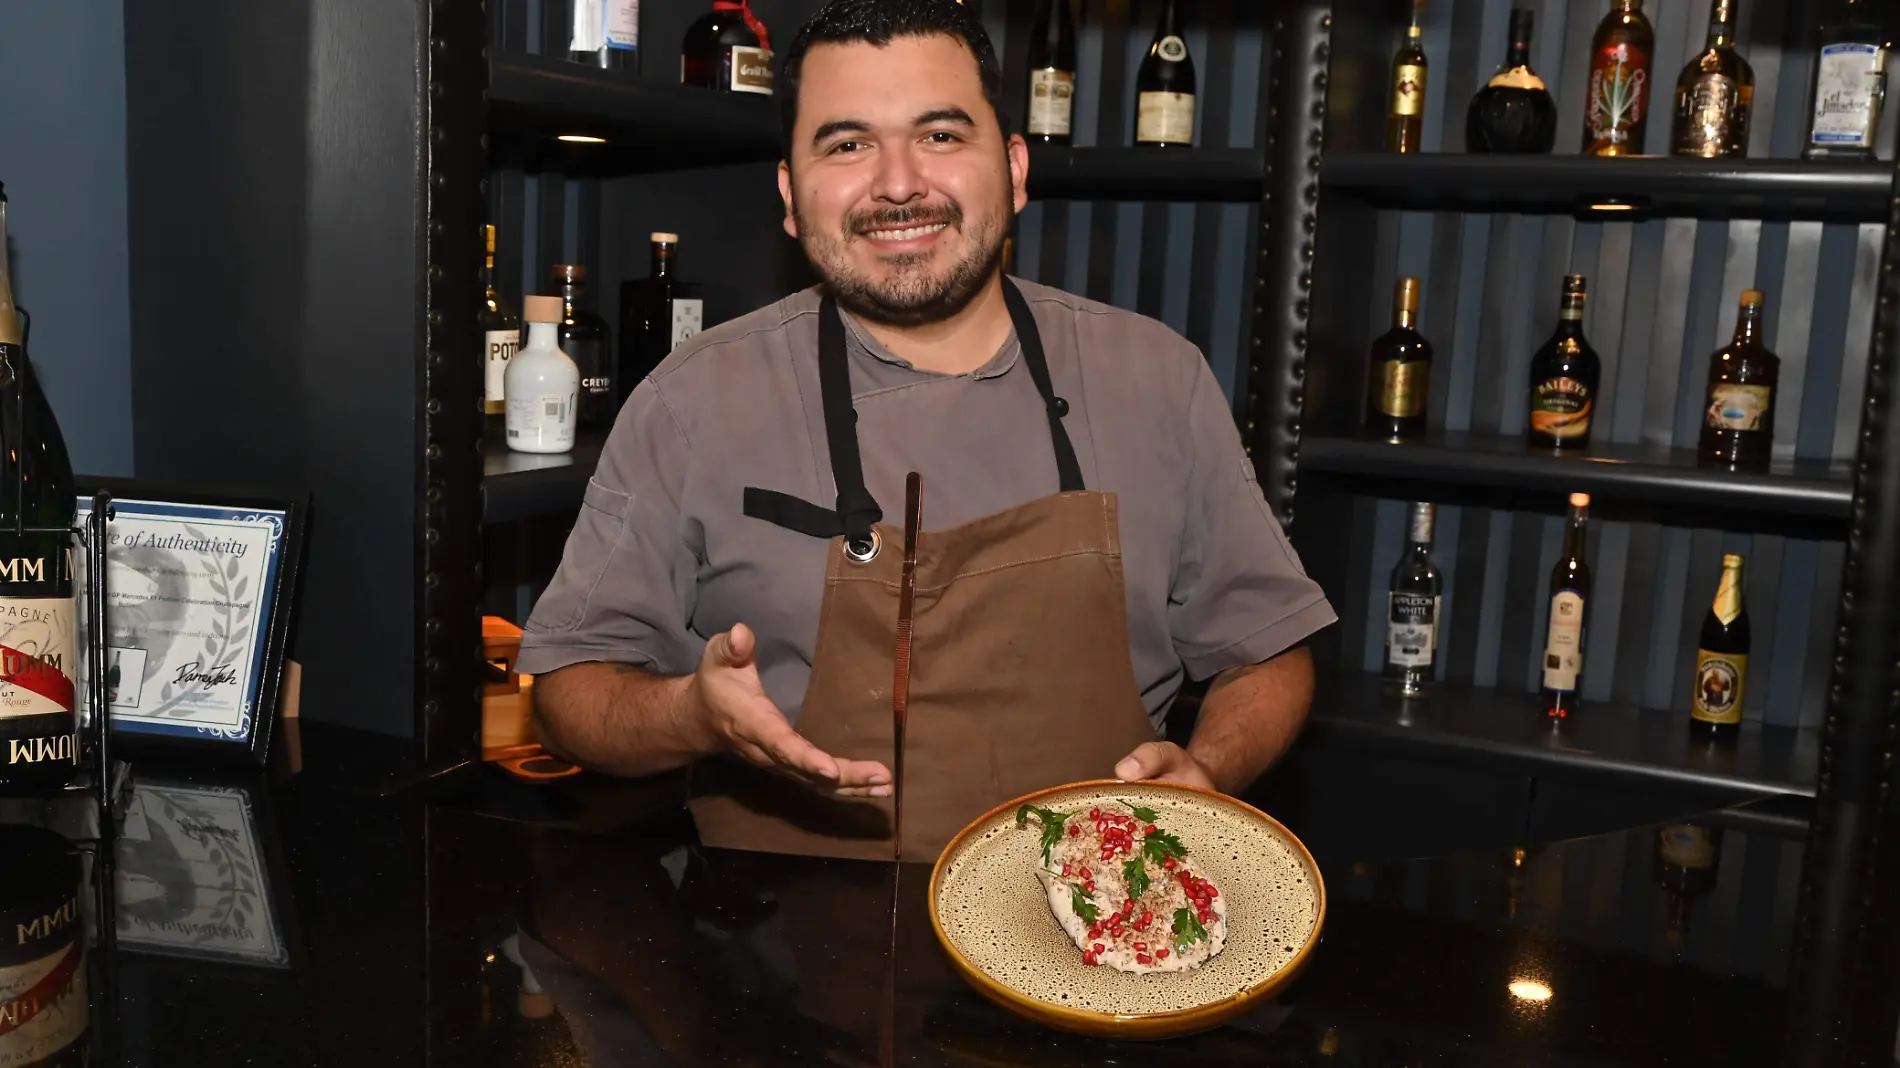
[867,222,949,241]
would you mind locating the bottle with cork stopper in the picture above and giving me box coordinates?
[504,296,579,455]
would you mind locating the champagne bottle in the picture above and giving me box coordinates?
[1026,0,1077,144]
[1383,502,1442,696]
[1581,0,1654,155]
[618,233,703,405]
[552,265,614,433]
[1386,4,1428,153]
[681,1,774,96]
[1541,493,1591,719]
[1805,0,1890,159]
[1690,554,1749,738]
[1467,9,1557,153]
[1670,0,1754,158]
[0,823,87,1062]
[1526,275,1600,449]
[0,185,80,796]
[1698,289,1779,472]
[479,225,520,435]
[1366,276,1431,441]
[1134,0,1196,147]
[506,296,580,455]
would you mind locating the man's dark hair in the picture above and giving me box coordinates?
[778,0,1007,157]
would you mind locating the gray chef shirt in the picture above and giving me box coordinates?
[514,278,1336,728]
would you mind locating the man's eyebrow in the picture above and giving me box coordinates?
[915,107,977,128]
[811,118,872,145]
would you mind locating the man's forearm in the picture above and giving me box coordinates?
[532,661,713,777]
[1185,645,1315,794]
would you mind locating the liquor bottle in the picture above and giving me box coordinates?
[1653,822,1721,947]
[479,225,520,435]
[1467,9,1558,153]
[1386,4,1428,153]
[1025,0,1077,144]
[1527,275,1600,449]
[1691,553,1749,738]
[0,186,79,796]
[0,823,88,1063]
[1671,0,1754,158]
[618,233,704,405]
[551,265,614,433]
[1541,492,1591,719]
[1366,276,1431,441]
[505,296,580,455]
[681,1,773,96]
[1697,289,1779,471]
[1384,503,1442,696]
[1581,0,1654,156]
[567,0,640,74]
[1134,0,1197,147]
[1805,0,1891,159]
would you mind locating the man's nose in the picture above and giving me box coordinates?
[870,145,926,204]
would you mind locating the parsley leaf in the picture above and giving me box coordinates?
[1071,884,1099,925]
[1122,857,1151,899]
[1173,907,1208,948]
[1016,803,1074,863]
[1120,799,1160,823]
[1142,830,1188,868]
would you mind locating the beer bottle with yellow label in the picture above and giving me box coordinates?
[1690,553,1749,738]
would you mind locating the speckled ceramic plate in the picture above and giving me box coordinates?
[928,780,1325,1040]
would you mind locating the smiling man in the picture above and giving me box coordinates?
[514,0,1336,861]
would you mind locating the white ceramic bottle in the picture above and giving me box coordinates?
[505,295,579,454]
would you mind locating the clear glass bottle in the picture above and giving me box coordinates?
[505,296,580,455]
[1383,502,1442,696]
[566,0,640,75]
[1805,0,1890,159]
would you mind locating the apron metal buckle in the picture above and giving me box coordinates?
[843,529,881,564]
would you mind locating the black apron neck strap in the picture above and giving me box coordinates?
[1001,278,1084,494]
[816,294,884,547]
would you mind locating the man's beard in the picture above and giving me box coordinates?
[795,197,1009,327]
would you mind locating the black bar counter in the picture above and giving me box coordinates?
[5,723,1806,1066]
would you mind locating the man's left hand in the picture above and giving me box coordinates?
[1115,741,1218,792]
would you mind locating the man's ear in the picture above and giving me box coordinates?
[1006,133,1030,216]
[778,160,799,239]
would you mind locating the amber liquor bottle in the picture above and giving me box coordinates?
[1581,0,1655,155]
[1541,493,1591,719]
[1697,289,1778,471]
[1671,0,1754,158]
[1367,277,1431,441]
[1527,275,1600,449]
[1386,4,1428,153]
[1690,554,1749,739]
[479,225,520,435]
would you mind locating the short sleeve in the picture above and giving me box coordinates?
[1168,360,1336,680]
[514,380,704,677]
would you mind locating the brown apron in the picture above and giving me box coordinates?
[690,280,1158,862]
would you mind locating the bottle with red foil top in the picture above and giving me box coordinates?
[1581,0,1655,155]
[681,1,773,96]
[0,184,80,797]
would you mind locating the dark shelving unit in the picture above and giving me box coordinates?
[482,434,607,525]
[1025,145,1266,202]
[1320,153,1894,222]
[1301,433,1855,521]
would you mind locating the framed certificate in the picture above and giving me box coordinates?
[75,485,307,765]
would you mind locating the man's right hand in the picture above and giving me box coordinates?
[691,623,893,798]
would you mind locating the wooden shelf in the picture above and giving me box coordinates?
[482,431,605,524]
[1025,146,1265,202]
[1319,153,1894,222]
[487,52,780,175]
[1307,671,1819,800]
[1301,432,1853,521]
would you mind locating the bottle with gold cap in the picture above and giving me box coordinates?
[478,225,520,434]
[1366,276,1432,442]
[1698,289,1779,472]
[1691,553,1749,738]
[1541,492,1591,719]
[504,296,579,455]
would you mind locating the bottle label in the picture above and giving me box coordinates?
[1585,42,1650,148]
[605,0,638,50]
[1530,377,1593,440]
[1812,44,1885,145]
[1658,824,1717,869]
[670,298,704,348]
[1137,92,1196,144]
[1385,593,1439,669]
[0,884,86,1061]
[1028,69,1076,136]
[1157,35,1188,62]
[1677,73,1740,156]
[1377,359,1425,418]
[507,393,577,447]
[1391,63,1427,117]
[1692,650,1746,724]
[484,329,519,411]
[1704,383,1771,431]
[731,46,774,95]
[0,595,76,726]
[1542,589,1585,692]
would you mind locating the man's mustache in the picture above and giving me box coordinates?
[846,202,964,235]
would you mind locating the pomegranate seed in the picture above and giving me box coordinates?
[1089,808,1101,819]
[1207,888,1218,898]
[1079,867,1092,879]
[1140,910,1153,924]
[1133,942,1147,951]
[1122,898,1135,915]
[1156,948,1170,959]
[1144,824,1157,834]
[1084,881,1095,893]
[1163,858,1176,869]
[1092,943,1104,954]
[1198,910,1213,924]
[1136,953,1153,965]
[1068,824,1080,837]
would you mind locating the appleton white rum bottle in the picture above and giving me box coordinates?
[1383,502,1442,695]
